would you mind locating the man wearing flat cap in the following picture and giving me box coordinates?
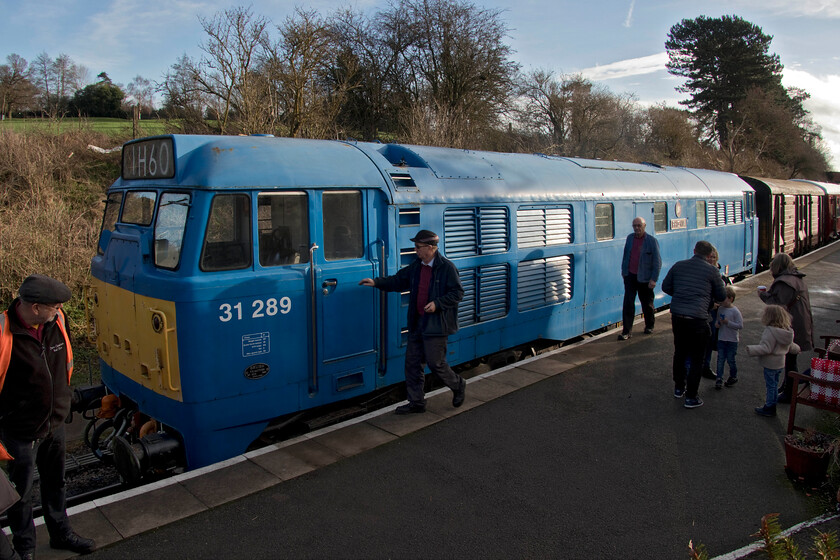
[0,275,96,558]
[360,230,466,414]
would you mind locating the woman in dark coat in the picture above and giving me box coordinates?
[759,252,814,401]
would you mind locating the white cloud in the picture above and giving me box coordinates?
[732,0,840,18]
[782,69,840,168]
[579,53,840,168]
[623,0,635,28]
[579,52,668,81]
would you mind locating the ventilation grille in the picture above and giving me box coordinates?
[517,207,572,248]
[458,264,509,326]
[707,200,743,226]
[390,172,417,191]
[517,255,572,311]
[444,207,508,257]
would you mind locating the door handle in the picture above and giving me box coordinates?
[322,279,337,295]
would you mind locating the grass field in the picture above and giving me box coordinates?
[0,116,171,137]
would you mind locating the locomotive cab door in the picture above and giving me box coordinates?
[309,189,378,403]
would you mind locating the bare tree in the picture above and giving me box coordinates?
[517,71,641,159]
[160,54,213,133]
[714,87,828,177]
[642,104,701,165]
[195,6,271,134]
[31,52,86,119]
[125,76,155,115]
[329,7,410,140]
[263,8,344,138]
[390,0,519,148]
[0,54,37,118]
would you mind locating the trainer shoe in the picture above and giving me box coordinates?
[644,327,654,334]
[684,397,704,409]
[701,367,717,380]
[724,377,738,387]
[674,388,685,398]
[617,333,631,341]
[715,379,723,390]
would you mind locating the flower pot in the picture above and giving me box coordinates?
[784,439,830,481]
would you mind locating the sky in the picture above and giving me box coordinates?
[2,0,839,169]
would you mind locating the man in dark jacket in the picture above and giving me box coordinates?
[0,275,96,559]
[662,241,727,409]
[359,230,466,414]
[619,216,662,339]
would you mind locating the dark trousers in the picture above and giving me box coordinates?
[622,273,655,334]
[778,352,800,398]
[671,316,711,400]
[404,332,463,405]
[0,426,72,554]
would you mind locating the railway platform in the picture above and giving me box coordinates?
[15,241,840,559]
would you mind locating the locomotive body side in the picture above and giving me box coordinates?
[90,135,757,474]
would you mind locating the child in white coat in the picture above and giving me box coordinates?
[746,304,800,417]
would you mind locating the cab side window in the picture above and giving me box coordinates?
[200,194,252,271]
[258,192,310,266]
[323,191,363,261]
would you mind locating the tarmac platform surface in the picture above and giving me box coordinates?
[19,241,840,559]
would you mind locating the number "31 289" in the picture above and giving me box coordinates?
[218,297,292,322]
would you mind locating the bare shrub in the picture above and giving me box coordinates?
[0,129,122,338]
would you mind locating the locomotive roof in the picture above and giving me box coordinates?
[116,135,751,203]
[354,142,751,203]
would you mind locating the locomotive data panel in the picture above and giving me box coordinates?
[123,137,176,180]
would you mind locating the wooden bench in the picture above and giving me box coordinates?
[787,350,840,435]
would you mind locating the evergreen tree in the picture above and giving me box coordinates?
[665,15,783,148]
[70,79,126,118]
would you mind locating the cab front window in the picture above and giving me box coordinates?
[154,192,191,269]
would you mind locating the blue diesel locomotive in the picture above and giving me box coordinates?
[86,135,757,478]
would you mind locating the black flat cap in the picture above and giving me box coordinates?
[19,274,72,304]
[410,230,439,246]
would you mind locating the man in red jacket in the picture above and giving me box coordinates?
[0,275,96,559]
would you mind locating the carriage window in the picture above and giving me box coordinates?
[200,194,252,271]
[122,191,157,225]
[154,193,190,269]
[323,191,363,261]
[594,204,614,240]
[654,202,668,233]
[258,192,309,266]
[697,201,706,228]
